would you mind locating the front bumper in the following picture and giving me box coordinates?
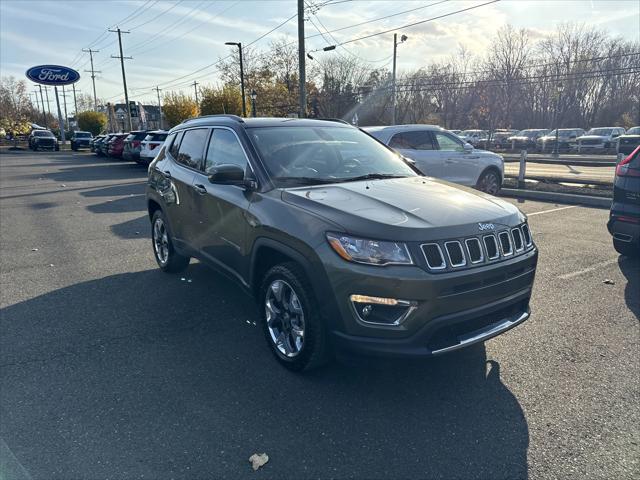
[319,243,538,358]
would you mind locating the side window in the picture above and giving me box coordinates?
[433,131,464,151]
[389,131,433,150]
[176,129,208,169]
[204,129,248,173]
[168,132,182,159]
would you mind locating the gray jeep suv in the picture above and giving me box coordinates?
[146,116,538,371]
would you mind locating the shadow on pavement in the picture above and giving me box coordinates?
[1,264,529,479]
[111,215,150,239]
[618,255,640,320]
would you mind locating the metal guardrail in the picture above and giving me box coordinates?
[502,152,617,167]
[508,150,620,188]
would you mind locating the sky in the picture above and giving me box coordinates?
[1,0,639,108]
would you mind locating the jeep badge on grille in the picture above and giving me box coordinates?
[478,222,495,231]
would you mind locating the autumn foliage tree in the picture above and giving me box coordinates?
[200,85,243,116]
[163,92,198,127]
[77,111,108,135]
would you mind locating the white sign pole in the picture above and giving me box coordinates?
[54,86,66,143]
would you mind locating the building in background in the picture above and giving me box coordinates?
[98,102,164,132]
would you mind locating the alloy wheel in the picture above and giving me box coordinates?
[265,279,305,357]
[152,217,169,266]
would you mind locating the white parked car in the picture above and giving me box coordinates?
[139,130,168,164]
[364,124,504,195]
[576,127,626,153]
[459,129,489,147]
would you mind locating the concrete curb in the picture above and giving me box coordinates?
[500,188,612,209]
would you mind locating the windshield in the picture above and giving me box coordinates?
[518,129,544,137]
[75,132,91,138]
[546,129,579,137]
[627,127,640,135]
[34,130,54,137]
[248,126,417,187]
[586,128,613,136]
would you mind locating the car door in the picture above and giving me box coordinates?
[433,130,480,185]
[155,129,207,247]
[388,130,441,177]
[190,127,253,281]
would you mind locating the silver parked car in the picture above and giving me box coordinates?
[577,127,626,153]
[364,124,504,194]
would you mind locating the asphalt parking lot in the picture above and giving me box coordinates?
[0,150,638,480]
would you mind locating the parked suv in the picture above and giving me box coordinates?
[506,129,549,150]
[616,126,640,155]
[146,116,537,371]
[139,130,168,164]
[459,130,489,148]
[122,130,148,161]
[576,127,625,153]
[28,130,59,151]
[70,131,93,151]
[608,146,639,257]
[536,128,585,153]
[364,124,504,195]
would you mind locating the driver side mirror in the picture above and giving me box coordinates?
[208,164,254,189]
[463,143,474,153]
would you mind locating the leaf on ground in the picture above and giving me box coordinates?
[249,453,269,471]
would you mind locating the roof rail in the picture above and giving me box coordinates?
[318,118,351,125]
[181,114,245,124]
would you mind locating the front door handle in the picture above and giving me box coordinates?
[193,183,207,194]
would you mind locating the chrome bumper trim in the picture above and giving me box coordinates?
[431,310,529,355]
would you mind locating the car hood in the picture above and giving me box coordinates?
[578,135,609,141]
[281,177,522,241]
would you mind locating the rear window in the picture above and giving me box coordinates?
[34,131,54,137]
[145,133,168,142]
[131,131,148,140]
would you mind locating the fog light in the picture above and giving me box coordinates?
[349,294,417,326]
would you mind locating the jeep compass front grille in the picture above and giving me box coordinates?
[422,224,534,272]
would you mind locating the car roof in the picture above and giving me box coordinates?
[174,116,354,131]
[362,124,443,133]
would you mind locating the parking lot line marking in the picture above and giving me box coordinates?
[527,205,578,216]
[558,258,619,280]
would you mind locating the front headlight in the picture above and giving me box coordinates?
[326,233,413,266]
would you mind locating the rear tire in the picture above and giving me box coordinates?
[151,210,190,272]
[259,262,329,372]
[613,238,639,258]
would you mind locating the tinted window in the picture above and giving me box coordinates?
[34,131,54,137]
[75,132,91,138]
[168,131,182,159]
[389,131,434,150]
[176,129,208,169]
[204,129,247,173]
[146,133,168,142]
[433,131,464,151]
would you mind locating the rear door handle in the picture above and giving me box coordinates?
[193,183,207,194]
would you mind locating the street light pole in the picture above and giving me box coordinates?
[391,34,407,125]
[553,82,564,156]
[297,0,306,118]
[225,42,246,117]
[250,90,257,117]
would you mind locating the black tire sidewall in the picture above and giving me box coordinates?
[259,264,326,371]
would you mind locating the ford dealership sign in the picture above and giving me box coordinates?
[26,65,80,86]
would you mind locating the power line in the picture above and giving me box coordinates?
[128,0,186,30]
[334,0,500,47]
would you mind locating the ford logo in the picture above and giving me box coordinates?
[26,65,80,86]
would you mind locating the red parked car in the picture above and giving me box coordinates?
[107,133,129,158]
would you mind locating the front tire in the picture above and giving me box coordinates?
[151,210,190,272]
[259,262,329,371]
[613,238,639,258]
[477,169,501,195]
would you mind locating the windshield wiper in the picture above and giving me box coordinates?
[336,173,410,183]
[277,176,341,186]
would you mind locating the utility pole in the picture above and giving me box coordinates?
[37,85,46,126]
[32,91,44,125]
[225,42,246,116]
[72,84,78,119]
[192,81,199,104]
[391,34,407,125]
[61,85,69,131]
[44,86,51,118]
[297,0,306,118]
[109,28,133,131]
[154,86,163,130]
[54,87,66,143]
[83,48,100,109]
